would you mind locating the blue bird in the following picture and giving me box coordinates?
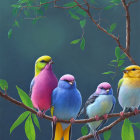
[51,74,82,140]
[79,82,116,140]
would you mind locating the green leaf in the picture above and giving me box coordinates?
[80,37,85,50]
[11,4,21,8]
[104,5,114,10]
[121,119,135,140]
[120,53,126,59]
[0,79,8,90]
[8,29,13,39]
[14,20,20,28]
[18,0,29,4]
[24,10,30,16]
[16,86,33,108]
[120,67,125,71]
[76,8,87,17]
[90,0,96,4]
[111,60,117,62]
[70,39,81,44]
[118,60,124,67]
[81,125,88,136]
[110,23,117,32]
[102,71,115,74]
[64,2,77,7]
[110,0,120,5]
[25,115,36,140]
[80,19,86,28]
[132,122,140,129]
[108,64,115,67]
[10,111,30,134]
[115,47,120,60]
[103,130,111,140]
[32,114,40,130]
[68,10,80,20]
[40,0,47,4]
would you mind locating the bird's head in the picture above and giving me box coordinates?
[35,55,53,76]
[96,82,113,95]
[58,74,76,89]
[123,65,140,78]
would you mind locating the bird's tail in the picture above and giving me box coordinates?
[94,131,101,140]
[52,122,71,140]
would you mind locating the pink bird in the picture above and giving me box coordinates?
[30,56,58,117]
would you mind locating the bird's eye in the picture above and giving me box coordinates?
[100,87,104,89]
[64,80,69,82]
[40,60,47,63]
[132,68,136,71]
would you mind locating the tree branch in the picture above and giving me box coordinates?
[121,0,130,53]
[0,89,140,140]
[74,0,137,64]
[78,117,123,140]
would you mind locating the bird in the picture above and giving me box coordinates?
[118,65,140,116]
[30,55,58,117]
[51,74,82,140]
[78,82,116,140]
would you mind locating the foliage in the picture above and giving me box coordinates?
[102,46,126,79]
[81,125,89,136]
[103,130,111,140]
[0,79,8,90]
[10,86,40,140]
[121,119,134,140]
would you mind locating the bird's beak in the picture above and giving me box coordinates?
[49,60,54,64]
[106,89,109,93]
[123,70,128,73]
[69,81,74,85]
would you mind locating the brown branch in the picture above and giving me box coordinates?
[0,90,140,124]
[74,0,137,65]
[78,117,123,140]
[0,90,140,140]
[121,0,130,53]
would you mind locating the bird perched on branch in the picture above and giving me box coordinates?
[30,55,58,117]
[118,65,140,116]
[78,82,116,140]
[51,74,82,140]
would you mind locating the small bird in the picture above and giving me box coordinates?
[30,55,58,117]
[79,82,116,140]
[118,65,140,116]
[51,74,82,140]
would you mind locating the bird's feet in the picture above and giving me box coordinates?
[37,111,44,118]
[94,115,100,121]
[70,118,75,124]
[52,116,58,124]
[120,111,124,118]
[103,114,108,120]
[134,108,139,115]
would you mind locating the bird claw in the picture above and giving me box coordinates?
[120,111,124,118]
[70,118,75,124]
[134,108,139,115]
[53,116,58,124]
[94,115,100,121]
[37,111,44,118]
[103,114,108,120]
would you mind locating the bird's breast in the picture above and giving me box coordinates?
[86,95,113,118]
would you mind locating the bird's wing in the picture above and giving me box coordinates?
[78,93,98,117]
[29,78,35,97]
[96,96,116,131]
[117,78,124,97]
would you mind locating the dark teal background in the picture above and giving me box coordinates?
[0,0,140,139]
